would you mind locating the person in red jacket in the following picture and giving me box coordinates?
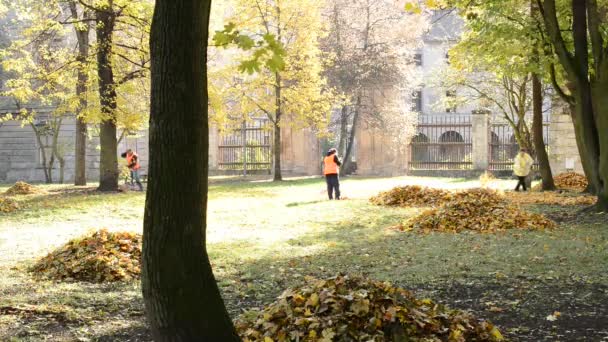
[323,148,342,200]
[124,149,143,191]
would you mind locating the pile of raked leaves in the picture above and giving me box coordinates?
[372,187,555,233]
[3,181,45,196]
[401,191,555,233]
[553,172,588,191]
[236,274,504,342]
[532,172,588,192]
[31,229,141,282]
[0,196,20,213]
[370,185,453,207]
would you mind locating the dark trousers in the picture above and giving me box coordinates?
[325,174,340,200]
[515,176,527,191]
[130,169,144,191]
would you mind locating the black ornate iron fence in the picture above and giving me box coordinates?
[489,121,550,171]
[218,118,272,174]
[408,115,473,170]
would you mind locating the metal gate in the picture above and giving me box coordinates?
[408,115,473,170]
[218,118,272,174]
[489,121,550,171]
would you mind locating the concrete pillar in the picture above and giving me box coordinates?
[471,110,490,170]
[208,124,219,172]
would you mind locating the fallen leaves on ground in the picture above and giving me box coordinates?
[533,172,588,192]
[371,186,505,209]
[236,274,503,342]
[399,193,555,234]
[505,191,596,206]
[31,229,141,283]
[370,185,452,207]
[4,181,45,196]
[0,197,20,213]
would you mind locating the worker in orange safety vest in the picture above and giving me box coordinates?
[322,148,342,200]
[124,149,143,191]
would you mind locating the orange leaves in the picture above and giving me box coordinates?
[370,185,453,207]
[400,191,555,233]
[372,187,555,233]
[0,197,20,213]
[236,275,503,341]
[31,229,142,283]
[505,191,596,206]
[3,181,44,196]
[532,172,588,192]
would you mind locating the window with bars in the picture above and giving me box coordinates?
[411,90,422,112]
[445,90,456,113]
[414,53,422,66]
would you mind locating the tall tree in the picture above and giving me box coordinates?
[142,0,240,339]
[323,0,425,175]
[537,0,608,210]
[68,1,91,186]
[440,0,556,188]
[1,0,150,186]
[217,0,333,181]
[76,0,151,191]
[0,2,77,183]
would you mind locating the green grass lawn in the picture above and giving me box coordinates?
[0,176,607,341]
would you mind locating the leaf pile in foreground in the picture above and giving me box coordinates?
[401,195,555,233]
[0,197,20,213]
[533,172,588,191]
[370,186,503,209]
[236,275,503,342]
[31,229,141,282]
[505,191,596,206]
[4,181,45,196]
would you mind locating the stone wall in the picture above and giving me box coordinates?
[279,125,322,176]
[548,111,584,175]
[355,123,409,176]
[0,116,148,183]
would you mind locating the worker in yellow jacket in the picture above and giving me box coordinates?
[513,148,534,191]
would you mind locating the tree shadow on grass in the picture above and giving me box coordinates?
[285,199,326,207]
[94,324,151,342]
[210,215,608,341]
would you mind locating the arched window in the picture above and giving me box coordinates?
[439,131,465,161]
[411,133,429,162]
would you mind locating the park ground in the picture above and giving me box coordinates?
[0,176,607,341]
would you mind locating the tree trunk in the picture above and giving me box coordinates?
[51,118,64,184]
[31,123,51,183]
[337,105,349,156]
[96,6,119,191]
[567,103,596,194]
[341,95,360,176]
[142,0,240,340]
[531,74,555,190]
[70,1,89,186]
[273,72,283,181]
[589,82,608,210]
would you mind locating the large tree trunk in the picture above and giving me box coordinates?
[337,105,349,156]
[590,83,608,210]
[531,73,555,190]
[568,103,597,194]
[31,124,51,183]
[96,6,119,191]
[70,1,89,186]
[142,0,240,340]
[341,95,360,176]
[540,0,605,209]
[273,72,283,181]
